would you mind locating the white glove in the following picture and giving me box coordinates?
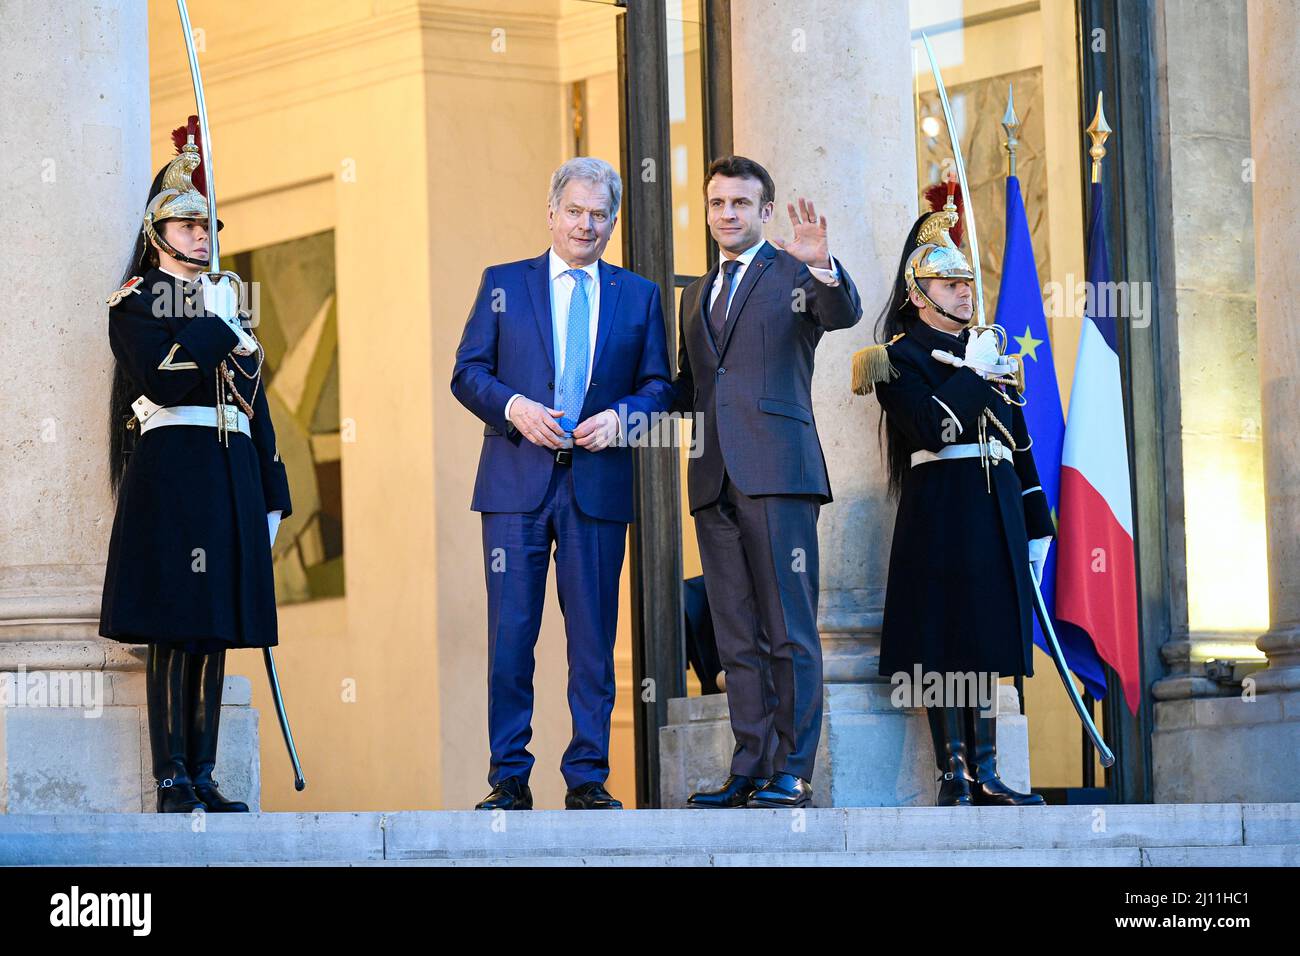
[198,273,258,353]
[1028,536,1051,584]
[268,510,283,547]
[962,327,1003,377]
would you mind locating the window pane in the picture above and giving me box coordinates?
[667,0,708,279]
[233,230,344,605]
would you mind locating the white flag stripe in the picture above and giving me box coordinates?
[1060,317,1134,537]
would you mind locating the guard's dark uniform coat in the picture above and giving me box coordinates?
[874,320,1054,678]
[99,269,292,651]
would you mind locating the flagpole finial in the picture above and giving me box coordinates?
[1087,90,1111,184]
[1001,83,1020,179]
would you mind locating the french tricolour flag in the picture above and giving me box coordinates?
[1055,181,1141,714]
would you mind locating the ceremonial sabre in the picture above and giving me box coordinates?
[1030,569,1115,767]
[175,0,218,268]
[264,645,308,791]
[175,0,306,790]
[174,0,257,354]
[920,33,985,328]
[919,34,1019,386]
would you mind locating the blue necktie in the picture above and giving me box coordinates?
[557,269,590,433]
[709,259,741,344]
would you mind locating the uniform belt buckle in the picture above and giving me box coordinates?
[222,406,240,430]
[988,436,1005,462]
[555,449,572,466]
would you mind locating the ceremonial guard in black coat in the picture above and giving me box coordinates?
[100,121,292,812]
[853,186,1050,807]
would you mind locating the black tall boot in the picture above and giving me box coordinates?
[186,649,249,812]
[965,707,1045,806]
[924,706,972,806]
[146,645,203,813]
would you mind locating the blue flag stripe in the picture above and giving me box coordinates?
[1086,183,1120,356]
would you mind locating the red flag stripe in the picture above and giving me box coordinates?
[1056,465,1141,713]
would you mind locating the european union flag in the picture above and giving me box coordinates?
[996,175,1107,699]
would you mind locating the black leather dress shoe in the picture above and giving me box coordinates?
[688,774,767,808]
[746,771,811,808]
[475,776,533,810]
[565,781,623,809]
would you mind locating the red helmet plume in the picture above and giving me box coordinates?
[170,115,208,198]
[922,174,964,249]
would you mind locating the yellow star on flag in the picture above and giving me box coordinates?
[1014,325,1044,362]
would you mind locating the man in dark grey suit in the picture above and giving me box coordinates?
[675,156,862,808]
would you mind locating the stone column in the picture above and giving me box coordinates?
[1148,0,1273,801]
[1150,0,1267,708]
[659,0,1030,807]
[1246,0,1300,699]
[0,1,258,812]
[1149,0,1300,803]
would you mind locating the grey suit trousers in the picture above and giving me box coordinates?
[694,472,822,781]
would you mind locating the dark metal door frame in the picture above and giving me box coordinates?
[1076,0,1182,805]
[699,0,733,271]
[615,0,733,807]
[618,0,683,809]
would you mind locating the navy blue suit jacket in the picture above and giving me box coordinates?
[451,251,674,523]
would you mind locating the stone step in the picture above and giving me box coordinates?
[2,804,1295,866]
[229,845,1299,867]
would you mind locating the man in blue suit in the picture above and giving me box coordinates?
[451,157,673,810]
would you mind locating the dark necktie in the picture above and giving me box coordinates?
[709,259,742,344]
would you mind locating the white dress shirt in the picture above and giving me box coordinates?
[546,248,601,391]
[504,249,608,432]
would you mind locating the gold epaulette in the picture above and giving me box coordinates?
[850,332,905,395]
[106,276,144,307]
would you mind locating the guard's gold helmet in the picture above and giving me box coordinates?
[903,191,974,310]
[142,117,218,267]
[144,144,207,228]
